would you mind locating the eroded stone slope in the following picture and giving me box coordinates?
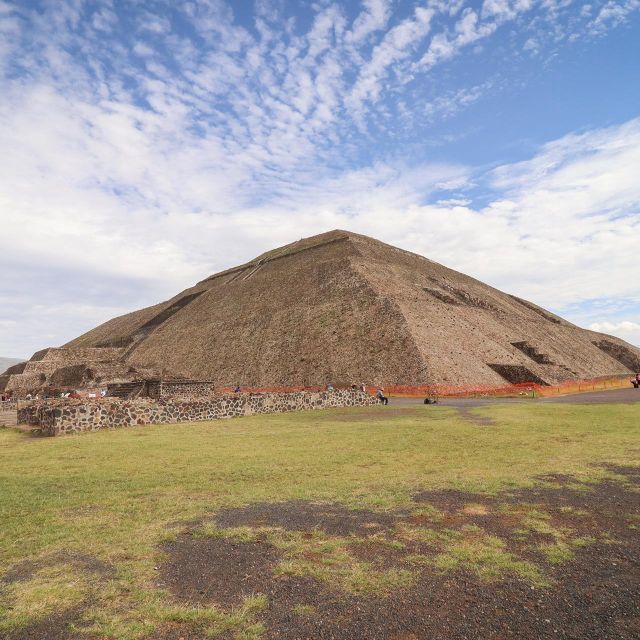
[12,230,638,389]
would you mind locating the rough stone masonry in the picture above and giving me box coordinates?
[18,389,378,436]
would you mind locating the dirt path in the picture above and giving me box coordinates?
[390,387,640,420]
[537,387,640,404]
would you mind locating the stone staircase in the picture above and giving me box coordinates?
[106,381,146,399]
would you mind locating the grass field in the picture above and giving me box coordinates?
[1,402,638,639]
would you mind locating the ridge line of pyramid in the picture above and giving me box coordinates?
[349,254,431,383]
[196,230,354,285]
[195,229,442,286]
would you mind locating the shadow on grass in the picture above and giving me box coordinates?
[151,465,640,640]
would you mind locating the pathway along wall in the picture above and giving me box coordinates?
[18,390,378,436]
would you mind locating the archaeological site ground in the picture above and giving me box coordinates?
[1,231,639,640]
[3,1,638,638]
[1,397,639,639]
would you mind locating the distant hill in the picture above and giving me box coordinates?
[0,357,25,375]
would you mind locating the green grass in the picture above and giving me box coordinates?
[0,564,89,632]
[0,402,638,638]
[290,604,315,616]
[432,533,547,585]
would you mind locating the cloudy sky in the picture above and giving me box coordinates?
[0,0,639,358]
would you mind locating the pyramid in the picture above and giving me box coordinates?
[3,230,639,393]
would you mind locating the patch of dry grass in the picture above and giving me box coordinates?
[0,402,637,637]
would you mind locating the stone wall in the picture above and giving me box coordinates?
[18,403,57,431]
[147,380,217,400]
[18,390,378,436]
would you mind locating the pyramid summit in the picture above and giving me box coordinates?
[3,230,640,394]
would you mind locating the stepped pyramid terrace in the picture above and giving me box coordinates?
[2,230,639,397]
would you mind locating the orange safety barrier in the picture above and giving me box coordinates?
[384,374,634,399]
[10,376,634,403]
[215,374,634,399]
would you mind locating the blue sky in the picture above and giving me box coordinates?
[0,0,639,358]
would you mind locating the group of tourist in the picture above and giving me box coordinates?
[9,372,638,404]
[233,382,390,404]
[340,382,389,404]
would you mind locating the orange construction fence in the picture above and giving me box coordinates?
[217,374,635,399]
[385,374,635,398]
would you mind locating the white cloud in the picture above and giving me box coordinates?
[91,7,118,33]
[590,321,640,332]
[423,81,494,121]
[0,1,638,355]
[470,119,640,307]
[416,0,542,71]
[347,0,392,43]
[347,6,434,117]
[417,8,501,70]
[0,1,16,14]
[3,99,638,353]
[140,15,172,34]
[589,321,640,346]
[588,0,640,34]
[482,0,535,21]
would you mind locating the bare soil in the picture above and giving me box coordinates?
[158,537,280,608]
[1,551,113,640]
[2,607,86,640]
[156,466,639,640]
[214,500,398,537]
[0,550,113,586]
[5,468,637,639]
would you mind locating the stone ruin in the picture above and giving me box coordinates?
[0,346,161,399]
[61,229,640,389]
[18,389,378,436]
[4,230,640,400]
[106,379,217,400]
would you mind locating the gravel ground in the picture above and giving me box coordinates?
[391,387,640,409]
[155,466,639,640]
[7,467,638,639]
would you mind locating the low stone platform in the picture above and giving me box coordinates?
[18,390,378,436]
